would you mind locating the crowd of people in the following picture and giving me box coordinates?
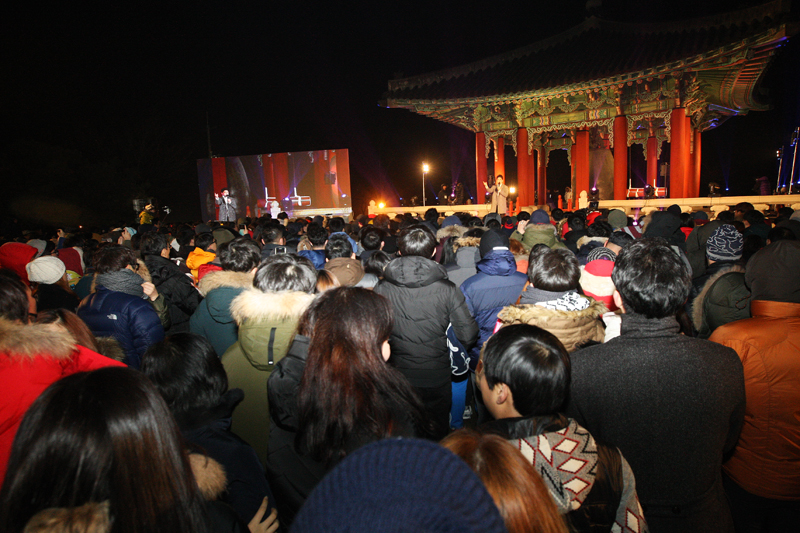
[0,199,798,533]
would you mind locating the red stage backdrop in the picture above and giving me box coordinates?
[197,149,351,221]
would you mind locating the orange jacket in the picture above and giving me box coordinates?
[709,300,800,500]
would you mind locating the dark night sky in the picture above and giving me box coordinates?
[2,0,798,226]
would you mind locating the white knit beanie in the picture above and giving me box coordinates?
[26,256,66,284]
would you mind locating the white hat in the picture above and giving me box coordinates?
[25,256,66,285]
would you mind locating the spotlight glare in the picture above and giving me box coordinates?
[378,202,385,209]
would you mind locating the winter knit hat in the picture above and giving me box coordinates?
[607,209,626,230]
[479,230,510,258]
[587,246,616,262]
[0,242,39,285]
[25,256,66,285]
[291,438,506,533]
[706,224,743,261]
[441,215,461,228]
[529,209,551,225]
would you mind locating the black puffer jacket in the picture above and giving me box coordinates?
[144,255,202,333]
[375,256,478,388]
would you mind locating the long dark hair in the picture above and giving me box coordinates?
[0,367,211,533]
[295,287,426,464]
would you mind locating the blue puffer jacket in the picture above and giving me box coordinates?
[297,249,326,270]
[460,250,527,358]
[77,287,165,369]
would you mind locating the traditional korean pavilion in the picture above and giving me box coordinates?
[381,0,798,206]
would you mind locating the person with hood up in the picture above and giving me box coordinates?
[510,209,567,252]
[443,227,484,288]
[709,240,800,531]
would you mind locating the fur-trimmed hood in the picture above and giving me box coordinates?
[691,264,747,331]
[497,297,606,352]
[0,319,76,360]
[576,236,608,249]
[189,453,228,500]
[197,270,254,296]
[453,236,481,250]
[436,225,467,240]
[231,288,316,325]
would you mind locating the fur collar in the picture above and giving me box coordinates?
[576,236,608,248]
[0,319,75,360]
[230,288,315,324]
[189,453,227,500]
[498,297,607,323]
[197,270,254,296]
[436,225,467,240]
[453,236,481,250]
[691,264,746,330]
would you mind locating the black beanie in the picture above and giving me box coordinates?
[479,229,510,258]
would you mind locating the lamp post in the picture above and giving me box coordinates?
[422,162,429,207]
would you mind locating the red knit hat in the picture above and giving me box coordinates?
[0,243,38,285]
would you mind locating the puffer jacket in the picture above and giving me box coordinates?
[77,286,165,369]
[497,287,606,351]
[460,250,527,356]
[691,265,749,339]
[511,223,567,252]
[444,236,481,288]
[374,256,478,388]
[190,270,254,357]
[482,414,648,533]
[710,300,800,500]
[0,319,124,481]
[221,288,315,465]
[144,254,202,333]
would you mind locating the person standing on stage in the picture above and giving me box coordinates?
[484,175,509,215]
[215,188,238,222]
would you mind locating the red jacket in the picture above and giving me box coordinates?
[0,319,125,482]
[710,300,800,500]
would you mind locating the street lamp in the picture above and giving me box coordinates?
[422,163,430,206]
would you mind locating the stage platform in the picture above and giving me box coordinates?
[367,195,800,218]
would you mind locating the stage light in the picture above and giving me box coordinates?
[422,163,430,173]
[589,187,600,202]
[509,187,516,194]
[378,202,385,209]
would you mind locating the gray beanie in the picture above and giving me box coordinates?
[706,224,743,261]
[26,256,66,284]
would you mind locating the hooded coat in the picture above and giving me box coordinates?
[221,288,315,465]
[690,264,749,339]
[511,223,567,252]
[0,319,124,481]
[497,288,606,352]
[460,250,527,356]
[190,270,254,358]
[374,256,478,388]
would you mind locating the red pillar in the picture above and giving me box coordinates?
[683,115,694,198]
[670,108,687,198]
[495,137,506,179]
[692,129,702,197]
[528,148,536,208]
[647,136,658,188]
[537,148,547,206]
[517,128,530,208]
[613,116,628,200]
[575,129,590,197]
[476,132,487,202]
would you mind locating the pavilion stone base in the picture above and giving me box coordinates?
[367,195,800,219]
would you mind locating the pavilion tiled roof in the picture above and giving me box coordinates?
[384,0,796,104]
